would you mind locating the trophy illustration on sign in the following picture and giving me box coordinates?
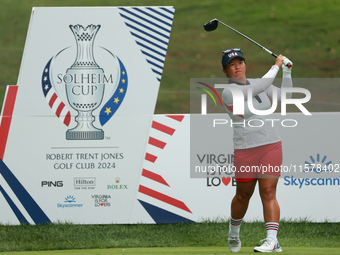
[41,24,128,141]
[65,24,105,140]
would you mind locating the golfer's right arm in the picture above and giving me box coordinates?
[222,56,283,105]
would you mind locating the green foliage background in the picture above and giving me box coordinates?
[0,1,339,253]
[0,0,339,113]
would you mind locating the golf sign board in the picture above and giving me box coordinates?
[0,6,177,224]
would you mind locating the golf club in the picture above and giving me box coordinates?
[204,18,292,68]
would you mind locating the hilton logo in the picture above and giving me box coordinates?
[74,177,96,190]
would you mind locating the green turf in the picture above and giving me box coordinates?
[1,247,340,255]
[1,221,339,253]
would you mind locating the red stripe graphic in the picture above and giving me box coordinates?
[139,116,192,216]
[64,112,71,126]
[139,185,191,213]
[49,93,58,108]
[148,136,166,149]
[0,86,18,160]
[142,169,170,187]
[151,121,175,135]
[166,115,184,122]
[145,153,157,163]
[56,102,65,118]
[46,92,71,126]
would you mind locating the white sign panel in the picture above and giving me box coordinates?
[133,113,340,223]
[0,6,175,224]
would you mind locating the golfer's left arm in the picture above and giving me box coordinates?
[267,56,293,100]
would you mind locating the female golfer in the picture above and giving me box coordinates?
[221,48,292,253]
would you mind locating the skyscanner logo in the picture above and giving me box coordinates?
[283,176,340,189]
[284,154,340,188]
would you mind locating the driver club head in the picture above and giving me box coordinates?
[203,18,218,32]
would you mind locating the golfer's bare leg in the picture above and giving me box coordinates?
[258,177,280,222]
[231,179,257,219]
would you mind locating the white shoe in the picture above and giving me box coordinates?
[254,238,282,252]
[274,241,283,252]
[228,236,241,252]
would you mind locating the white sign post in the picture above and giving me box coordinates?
[0,6,176,224]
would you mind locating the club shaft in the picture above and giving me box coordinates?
[217,20,277,58]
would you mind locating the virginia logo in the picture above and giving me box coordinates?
[207,176,235,187]
[41,24,128,140]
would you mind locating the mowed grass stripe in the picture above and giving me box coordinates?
[1,247,340,255]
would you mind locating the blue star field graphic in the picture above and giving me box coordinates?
[99,57,128,126]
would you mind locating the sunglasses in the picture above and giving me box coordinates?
[222,48,241,54]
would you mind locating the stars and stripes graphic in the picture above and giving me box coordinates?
[137,115,194,223]
[41,58,71,126]
[42,54,127,128]
[99,57,128,126]
[118,7,175,82]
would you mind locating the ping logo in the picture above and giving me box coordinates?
[41,181,63,187]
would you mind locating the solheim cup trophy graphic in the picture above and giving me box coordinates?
[65,24,105,140]
[41,22,128,140]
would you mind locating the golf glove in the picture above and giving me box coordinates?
[282,57,293,74]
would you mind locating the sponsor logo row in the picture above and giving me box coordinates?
[56,194,113,208]
[43,177,129,209]
[41,177,127,190]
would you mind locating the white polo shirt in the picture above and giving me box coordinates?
[222,65,292,149]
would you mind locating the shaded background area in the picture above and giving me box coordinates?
[0,0,339,114]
